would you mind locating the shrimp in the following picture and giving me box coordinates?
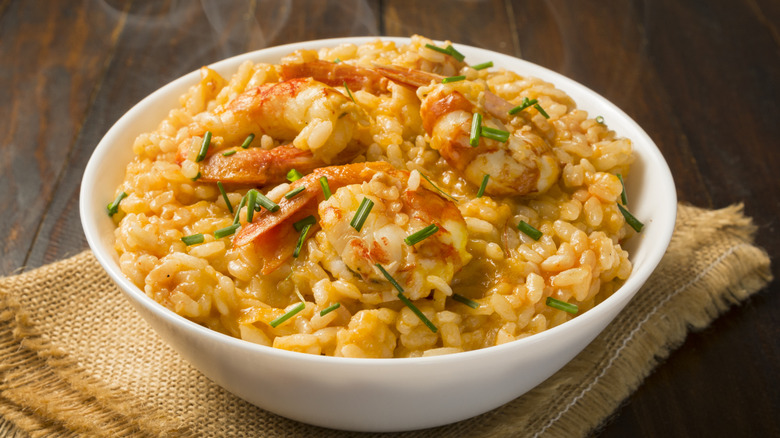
[233,162,470,300]
[280,59,389,94]
[418,82,561,196]
[178,77,369,185]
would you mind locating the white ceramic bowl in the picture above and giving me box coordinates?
[80,37,676,432]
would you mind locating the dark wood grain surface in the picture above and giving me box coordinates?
[1,0,777,436]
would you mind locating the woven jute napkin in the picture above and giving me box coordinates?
[0,204,772,437]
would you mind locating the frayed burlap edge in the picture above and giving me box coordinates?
[0,259,190,437]
[0,204,773,438]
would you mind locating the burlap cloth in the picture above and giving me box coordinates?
[0,204,772,437]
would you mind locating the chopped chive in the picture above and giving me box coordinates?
[287,168,303,182]
[425,43,452,56]
[106,191,128,216]
[508,97,538,115]
[616,173,628,205]
[254,191,280,212]
[214,223,240,239]
[534,103,550,119]
[319,176,332,200]
[181,233,204,245]
[284,185,306,200]
[452,293,479,309]
[595,115,605,124]
[196,131,212,162]
[320,302,341,317]
[480,126,510,142]
[442,75,466,84]
[350,197,375,232]
[397,292,438,333]
[343,81,356,104]
[221,149,237,157]
[217,182,234,214]
[469,112,482,147]
[293,223,312,257]
[270,302,306,328]
[246,189,258,223]
[419,172,458,202]
[240,133,255,149]
[375,264,437,333]
[617,203,644,232]
[546,297,579,314]
[477,174,489,198]
[471,61,493,70]
[517,220,543,240]
[446,45,465,62]
[375,263,405,294]
[334,58,341,64]
[233,193,248,225]
[191,171,201,181]
[293,215,316,232]
[404,224,439,246]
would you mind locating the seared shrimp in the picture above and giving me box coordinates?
[318,167,470,300]
[233,162,470,299]
[419,82,560,196]
[178,77,369,185]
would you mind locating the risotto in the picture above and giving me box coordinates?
[110,36,638,358]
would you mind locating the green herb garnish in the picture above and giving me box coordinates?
[469,112,482,147]
[420,172,458,202]
[293,215,316,232]
[214,223,240,239]
[508,97,538,115]
[320,303,341,317]
[240,133,255,149]
[293,224,312,258]
[284,185,305,200]
[534,103,550,119]
[617,203,644,232]
[191,172,201,181]
[334,58,341,64]
[446,45,465,62]
[233,193,248,225]
[106,191,128,217]
[375,263,437,333]
[270,302,306,328]
[425,43,453,56]
[319,176,332,200]
[442,75,466,84]
[477,174,489,198]
[196,131,212,162]
[221,149,237,157]
[343,81,356,104]
[595,116,605,124]
[350,197,375,232]
[181,233,204,245]
[404,224,439,246]
[546,297,578,314]
[452,293,479,309]
[517,220,543,240]
[471,61,493,70]
[254,191,280,212]
[287,168,303,182]
[217,182,234,214]
[246,189,258,223]
[480,126,510,143]
[616,173,627,205]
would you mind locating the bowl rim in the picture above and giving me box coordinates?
[80,36,677,366]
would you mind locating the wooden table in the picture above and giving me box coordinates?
[2,1,778,436]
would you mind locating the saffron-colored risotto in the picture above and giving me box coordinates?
[112,36,636,358]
